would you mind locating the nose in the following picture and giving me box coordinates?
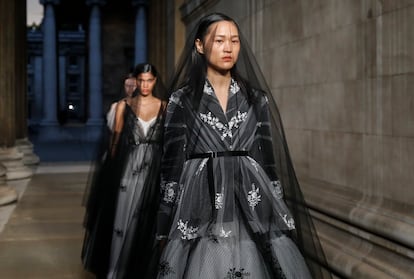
[223,40,232,52]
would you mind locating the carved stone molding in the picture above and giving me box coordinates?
[301,177,414,278]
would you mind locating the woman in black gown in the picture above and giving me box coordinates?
[82,63,167,279]
[155,13,331,279]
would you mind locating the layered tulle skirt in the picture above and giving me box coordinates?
[157,156,312,279]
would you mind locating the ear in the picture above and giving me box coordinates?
[195,39,204,54]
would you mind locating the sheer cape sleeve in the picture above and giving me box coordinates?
[81,105,132,277]
[259,89,331,278]
[156,89,188,237]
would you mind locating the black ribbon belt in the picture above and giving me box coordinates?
[187,150,249,218]
[187,150,248,160]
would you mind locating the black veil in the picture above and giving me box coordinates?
[165,12,331,278]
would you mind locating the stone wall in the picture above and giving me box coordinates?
[179,0,414,278]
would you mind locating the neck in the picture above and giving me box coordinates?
[206,68,231,88]
[137,93,154,102]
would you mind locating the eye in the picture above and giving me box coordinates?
[215,39,224,44]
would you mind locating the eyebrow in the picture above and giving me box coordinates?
[214,34,240,38]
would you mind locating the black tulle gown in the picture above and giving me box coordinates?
[156,79,314,278]
[82,101,164,279]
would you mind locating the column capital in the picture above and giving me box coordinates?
[131,0,147,7]
[40,0,60,6]
[86,0,106,6]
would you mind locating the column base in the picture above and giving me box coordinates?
[16,138,40,165]
[0,147,33,180]
[0,165,18,206]
[0,185,18,206]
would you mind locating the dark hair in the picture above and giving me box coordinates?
[194,14,241,108]
[170,12,255,110]
[133,63,159,78]
[194,13,235,43]
[131,63,167,100]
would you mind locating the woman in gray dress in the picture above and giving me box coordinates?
[155,13,331,279]
[82,63,166,279]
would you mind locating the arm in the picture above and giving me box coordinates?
[156,92,187,238]
[252,94,284,198]
[110,100,126,158]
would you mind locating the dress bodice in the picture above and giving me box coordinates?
[124,104,163,145]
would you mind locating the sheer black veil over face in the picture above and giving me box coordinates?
[166,12,332,278]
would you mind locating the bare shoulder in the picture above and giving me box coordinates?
[116,99,127,112]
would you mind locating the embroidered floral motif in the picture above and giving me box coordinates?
[215,193,224,209]
[247,183,261,210]
[159,260,175,276]
[200,112,221,127]
[204,82,214,95]
[204,78,239,96]
[271,180,283,199]
[224,268,250,278]
[228,111,248,130]
[199,111,247,140]
[177,219,198,240]
[219,227,232,238]
[161,181,176,203]
[229,80,240,95]
[200,80,247,140]
[196,158,209,176]
[281,214,296,230]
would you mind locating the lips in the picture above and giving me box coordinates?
[222,56,232,61]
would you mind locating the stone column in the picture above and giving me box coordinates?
[0,1,32,207]
[0,0,18,206]
[15,0,28,140]
[15,0,39,165]
[86,0,105,129]
[132,0,148,64]
[33,56,43,123]
[40,0,59,125]
[38,0,60,141]
[0,0,17,148]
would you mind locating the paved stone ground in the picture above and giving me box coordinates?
[0,163,94,279]
[30,139,100,162]
[27,125,105,162]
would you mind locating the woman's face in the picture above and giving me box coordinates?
[137,72,156,97]
[124,77,137,97]
[196,20,240,74]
